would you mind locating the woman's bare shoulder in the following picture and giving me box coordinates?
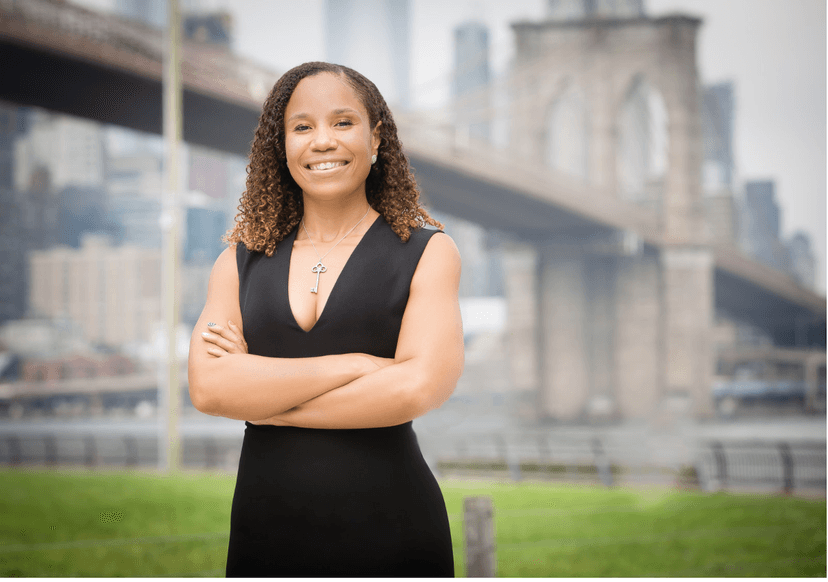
[422,232,461,267]
[411,232,461,290]
[207,246,240,294]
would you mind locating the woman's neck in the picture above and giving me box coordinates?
[300,195,375,243]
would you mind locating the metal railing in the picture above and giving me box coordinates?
[422,432,825,496]
[1,431,824,496]
[695,439,826,494]
[0,432,241,471]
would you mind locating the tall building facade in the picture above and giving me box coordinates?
[28,234,162,349]
[14,111,106,192]
[324,0,411,109]
[183,11,233,48]
[788,232,815,289]
[739,180,789,272]
[453,21,491,142]
[106,150,164,248]
[701,82,735,191]
[115,0,165,28]
[701,82,737,246]
[0,104,59,324]
[0,103,32,323]
[184,207,226,264]
[546,0,645,20]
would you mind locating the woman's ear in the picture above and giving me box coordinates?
[371,121,382,156]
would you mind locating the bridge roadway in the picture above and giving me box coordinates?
[0,0,824,335]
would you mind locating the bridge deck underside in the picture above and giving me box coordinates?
[0,40,259,155]
[715,269,826,346]
[410,153,612,241]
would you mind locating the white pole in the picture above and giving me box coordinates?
[159,0,182,473]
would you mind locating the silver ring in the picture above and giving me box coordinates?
[207,322,216,327]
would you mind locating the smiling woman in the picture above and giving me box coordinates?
[186,62,463,577]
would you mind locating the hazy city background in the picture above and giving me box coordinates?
[0,0,825,498]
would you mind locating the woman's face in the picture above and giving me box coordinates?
[284,72,381,203]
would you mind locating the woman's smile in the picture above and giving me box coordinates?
[306,160,350,172]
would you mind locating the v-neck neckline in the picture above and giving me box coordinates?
[285,213,382,334]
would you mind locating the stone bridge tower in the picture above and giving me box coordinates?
[504,8,714,423]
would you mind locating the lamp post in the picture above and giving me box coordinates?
[159,0,182,473]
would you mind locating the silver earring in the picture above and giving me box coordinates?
[371,154,377,165]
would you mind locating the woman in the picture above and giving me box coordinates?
[187,61,463,577]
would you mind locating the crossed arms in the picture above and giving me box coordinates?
[186,233,464,429]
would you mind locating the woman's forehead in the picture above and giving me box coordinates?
[285,73,368,118]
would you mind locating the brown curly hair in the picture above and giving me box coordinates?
[224,61,443,256]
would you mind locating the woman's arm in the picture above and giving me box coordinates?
[250,232,464,429]
[187,246,389,421]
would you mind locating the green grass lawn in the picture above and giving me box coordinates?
[0,469,824,577]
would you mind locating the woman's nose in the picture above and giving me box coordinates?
[311,127,337,151]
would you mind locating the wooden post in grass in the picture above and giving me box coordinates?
[464,496,496,576]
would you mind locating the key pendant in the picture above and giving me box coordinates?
[310,261,327,294]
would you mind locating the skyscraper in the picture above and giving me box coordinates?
[0,104,58,324]
[324,0,411,109]
[546,0,646,20]
[106,149,164,249]
[701,82,737,245]
[740,180,789,272]
[453,21,491,142]
[701,82,735,192]
[788,232,815,289]
[115,0,166,28]
[0,103,32,323]
[184,207,227,264]
[14,110,106,192]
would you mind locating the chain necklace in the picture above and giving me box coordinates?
[301,207,370,294]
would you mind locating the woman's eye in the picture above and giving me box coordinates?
[335,120,353,127]
[294,124,310,132]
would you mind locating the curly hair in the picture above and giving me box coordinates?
[224,61,443,256]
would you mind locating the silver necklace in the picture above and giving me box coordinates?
[301,207,370,294]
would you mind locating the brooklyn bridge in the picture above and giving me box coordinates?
[0,0,824,424]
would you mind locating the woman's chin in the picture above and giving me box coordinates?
[300,183,368,203]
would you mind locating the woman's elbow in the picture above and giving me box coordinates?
[188,362,221,415]
[407,366,460,416]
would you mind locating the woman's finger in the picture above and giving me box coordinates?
[206,323,238,342]
[206,322,247,353]
[206,346,227,357]
[202,330,242,353]
[227,320,249,352]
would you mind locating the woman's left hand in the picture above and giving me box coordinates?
[201,321,248,357]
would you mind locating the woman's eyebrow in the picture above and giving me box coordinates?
[286,112,309,123]
[286,108,358,124]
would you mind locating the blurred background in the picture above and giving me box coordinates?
[0,0,825,498]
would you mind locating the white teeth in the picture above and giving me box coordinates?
[309,161,346,171]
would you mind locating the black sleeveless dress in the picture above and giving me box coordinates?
[225,216,454,577]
